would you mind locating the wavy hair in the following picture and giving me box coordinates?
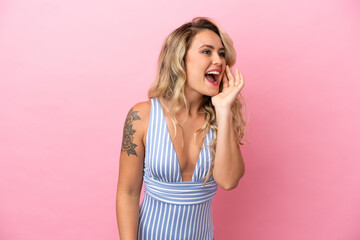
[148,17,249,185]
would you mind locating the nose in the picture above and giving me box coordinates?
[212,53,222,66]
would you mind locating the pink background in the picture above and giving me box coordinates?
[1,0,359,239]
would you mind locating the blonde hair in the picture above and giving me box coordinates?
[148,17,249,185]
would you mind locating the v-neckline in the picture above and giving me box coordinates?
[157,98,210,182]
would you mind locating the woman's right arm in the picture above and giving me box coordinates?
[116,102,150,240]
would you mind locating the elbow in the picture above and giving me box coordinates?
[218,170,245,191]
[220,182,238,191]
[217,177,239,191]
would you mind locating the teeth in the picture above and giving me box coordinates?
[206,71,219,75]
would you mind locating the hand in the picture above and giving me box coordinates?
[211,65,245,110]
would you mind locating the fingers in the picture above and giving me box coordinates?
[234,68,240,86]
[222,71,229,88]
[225,65,245,90]
[226,65,235,86]
[236,69,245,89]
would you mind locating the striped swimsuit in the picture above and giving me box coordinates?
[137,98,218,240]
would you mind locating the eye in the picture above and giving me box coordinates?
[202,50,211,55]
[219,52,226,58]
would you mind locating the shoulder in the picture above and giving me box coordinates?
[130,100,151,120]
[123,100,152,140]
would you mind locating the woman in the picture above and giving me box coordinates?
[116,17,247,240]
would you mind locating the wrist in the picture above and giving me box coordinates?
[215,107,232,120]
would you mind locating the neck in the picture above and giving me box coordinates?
[182,85,204,117]
[160,85,205,119]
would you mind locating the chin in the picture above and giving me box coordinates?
[203,89,219,97]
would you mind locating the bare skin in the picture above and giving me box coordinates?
[160,98,211,181]
[116,102,149,240]
[116,29,245,239]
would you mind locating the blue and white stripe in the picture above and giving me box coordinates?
[138,98,217,239]
[144,175,218,205]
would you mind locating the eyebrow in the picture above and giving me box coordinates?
[199,44,225,51]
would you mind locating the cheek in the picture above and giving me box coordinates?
[186,61,205,78]
[221,62,226,76]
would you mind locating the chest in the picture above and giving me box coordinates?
[144,98,216,182]
[165,114,207,176]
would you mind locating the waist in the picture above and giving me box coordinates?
[143,175,217,205]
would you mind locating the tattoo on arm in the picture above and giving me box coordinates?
[121,108,141,156]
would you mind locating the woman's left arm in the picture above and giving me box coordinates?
[212,65,245,190]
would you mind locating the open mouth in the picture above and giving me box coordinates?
[205,70,220,86]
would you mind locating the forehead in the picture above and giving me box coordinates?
[190,29,224,49]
